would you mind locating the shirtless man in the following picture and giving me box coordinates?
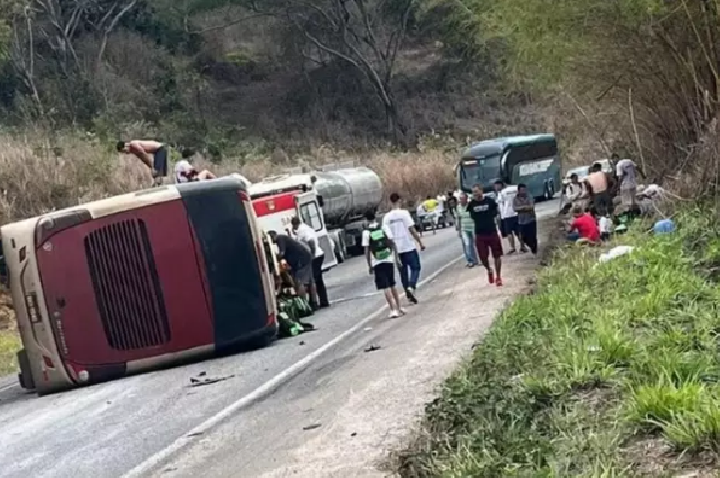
[117,139,168,183]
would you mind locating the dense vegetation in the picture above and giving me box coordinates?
[0,0,540,154]
[0,0,716,180]
[399,207,720,476]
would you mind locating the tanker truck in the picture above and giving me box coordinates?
[248,165,383,263]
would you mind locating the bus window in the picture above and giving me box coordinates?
[459,154,502,191]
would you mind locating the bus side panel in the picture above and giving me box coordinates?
[35,200,214,375]
[179,186,271,348]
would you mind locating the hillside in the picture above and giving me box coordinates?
[0,0,547,156]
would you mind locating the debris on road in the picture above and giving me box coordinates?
[303,423,322,431]
[364,345,381,353]
[188,374,235,387]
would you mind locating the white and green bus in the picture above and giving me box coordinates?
[457,134,561,201]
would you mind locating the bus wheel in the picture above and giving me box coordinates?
[17,349,35,390]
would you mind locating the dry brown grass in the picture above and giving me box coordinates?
[0,132,457,335]
[0,133,457,224]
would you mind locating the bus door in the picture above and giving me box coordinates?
[295,192,338,270]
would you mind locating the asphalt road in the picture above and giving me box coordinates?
[0,200,559,478]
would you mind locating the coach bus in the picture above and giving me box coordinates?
[457,133,561,200]
[1,177,278,395]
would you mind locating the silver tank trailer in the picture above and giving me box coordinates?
[312,167,382,225]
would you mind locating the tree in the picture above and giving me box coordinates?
[9,0,140,124]
[235,0,418,149]
[425,0,720,182]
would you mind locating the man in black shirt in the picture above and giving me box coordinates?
[269,231,313,300]
[467,184,504,286]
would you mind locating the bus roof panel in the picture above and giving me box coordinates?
[462,133,556,158]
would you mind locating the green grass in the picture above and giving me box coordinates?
[0,328,20,376]
[399,206,720,477]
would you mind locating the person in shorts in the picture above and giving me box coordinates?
[269,231,313,303]
[494,180,522,253]
[362,211,404,318]
[467,184,504,286]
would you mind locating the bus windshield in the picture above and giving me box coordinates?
[458,154,502,192]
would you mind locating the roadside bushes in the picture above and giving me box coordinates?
[399,206,720,476]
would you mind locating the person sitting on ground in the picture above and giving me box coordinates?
[362,211,405,318]
[117,139,168,184]
[568,205,600,244]
[599,213,613,241]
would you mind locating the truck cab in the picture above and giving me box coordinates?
[249,182,339,271]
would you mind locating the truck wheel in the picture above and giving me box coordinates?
[17,349,35,390]
[335,239,345,264]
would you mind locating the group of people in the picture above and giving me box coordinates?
[116,139,217,184]
[362,193,426,318]
[453,181,539,286]
[564,154,645,217]
[563,154,644,244]
[269,218,330,312]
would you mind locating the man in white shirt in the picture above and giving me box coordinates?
[615,158,644,209]
[291,217,329,309]
[174,160,216,184]
[382,193,425,304]
[362,211,404,318]
[493,180,523,253]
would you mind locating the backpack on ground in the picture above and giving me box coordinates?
[367,224,391,261]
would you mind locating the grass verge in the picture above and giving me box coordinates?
[0,328,20,377]
[398,205,720,477]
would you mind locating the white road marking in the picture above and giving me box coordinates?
[121,254,463,477]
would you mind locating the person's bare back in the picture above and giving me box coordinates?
[117,139,168,180]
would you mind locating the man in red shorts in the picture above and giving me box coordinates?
[467,184,504,286]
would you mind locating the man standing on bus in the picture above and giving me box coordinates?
[117,139,168,185]
[467,184,503,286]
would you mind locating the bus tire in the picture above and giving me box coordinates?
[17,349,35,390]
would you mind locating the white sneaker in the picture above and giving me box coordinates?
[398,309,406,316]
[389,309,400,318]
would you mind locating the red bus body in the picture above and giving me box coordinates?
[2,178,277,394]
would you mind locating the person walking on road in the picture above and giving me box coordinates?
[512,183,538,254]
[362,211,405,318]
[494,180,522,254]
[291,217,329,310]
[467,184,503,286]
[383,193,425,304]
[455,193,478,267]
